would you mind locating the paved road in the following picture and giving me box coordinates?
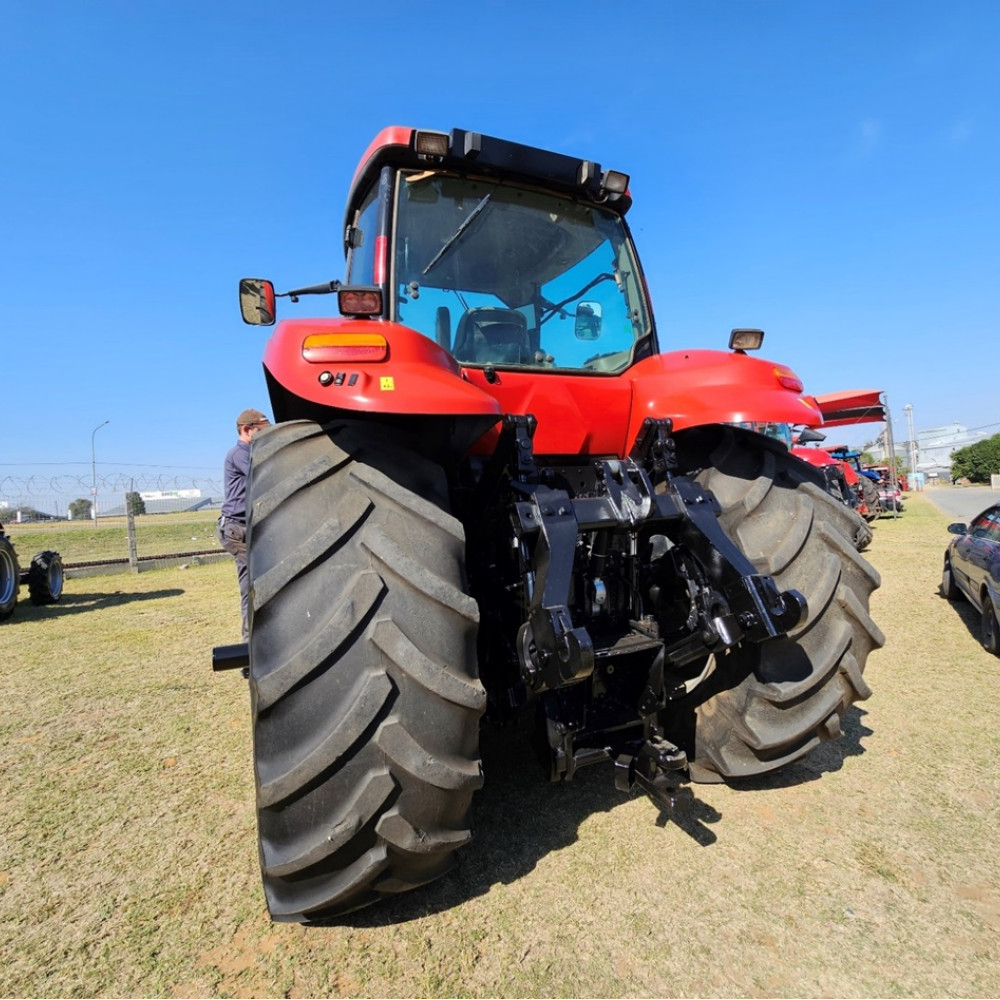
[921,485,1000,523]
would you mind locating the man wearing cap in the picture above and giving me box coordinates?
[218,408,270,641]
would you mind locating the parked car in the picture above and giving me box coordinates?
[941,502,1000,654]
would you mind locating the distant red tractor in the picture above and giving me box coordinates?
[217,127,884,922]
[789,389,902,536]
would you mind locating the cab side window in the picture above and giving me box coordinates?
[347,187,379,284]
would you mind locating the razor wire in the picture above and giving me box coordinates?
[0,473,223,515]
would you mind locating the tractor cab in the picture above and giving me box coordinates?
[343,128,652,375]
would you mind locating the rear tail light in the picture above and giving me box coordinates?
[302,332,388,363]
[773,366,804,393]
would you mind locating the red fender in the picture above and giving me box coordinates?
[626,350,822,448]
[262,318,502,419]
[264,320,821,463]
[465,349,820,458]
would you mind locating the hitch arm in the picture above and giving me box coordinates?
[662,476,806,642]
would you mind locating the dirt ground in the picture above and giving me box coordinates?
[1,492,998,998]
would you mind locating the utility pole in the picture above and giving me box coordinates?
[903,403,918,479]
[91,420,110,524]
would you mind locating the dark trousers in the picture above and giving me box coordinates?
[218,518,249,640]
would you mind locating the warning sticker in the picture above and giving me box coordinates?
[380,376,395,391]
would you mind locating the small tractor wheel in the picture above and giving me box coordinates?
[940,560,962,601]
[672,425,885,782]
[28,550,64,605]
[0,535,19,621]
[246,420,485,922]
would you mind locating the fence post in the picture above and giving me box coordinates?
[126,502,139,572]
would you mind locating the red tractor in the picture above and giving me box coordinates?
[790,389,895,536]
[218,127,883,922]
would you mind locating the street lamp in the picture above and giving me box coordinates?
[91,420,109,523]
[903,404,918,480]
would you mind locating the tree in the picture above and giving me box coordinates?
[69,498,92,520]
[951,433,1000,483]
[125,491,147,516]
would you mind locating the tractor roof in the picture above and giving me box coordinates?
[344,126,632,242]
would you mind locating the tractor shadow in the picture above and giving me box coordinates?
[342,704,872,927]
[7,588,185,621]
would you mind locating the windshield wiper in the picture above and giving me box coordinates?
[422,193,492,275]
[539,273,614,325]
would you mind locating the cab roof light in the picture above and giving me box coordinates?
[302,332,388,364]
[415,130,450,158]
[600,169,629,196]
[729,328,765,352]
[338,287,383,318]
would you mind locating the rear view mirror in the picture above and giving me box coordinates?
[239,278,276,326]
[575,301,602,340]
[796,427,826,444]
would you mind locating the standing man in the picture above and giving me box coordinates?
[219,408,270,641]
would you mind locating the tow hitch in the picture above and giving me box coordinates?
[614,733,689,809]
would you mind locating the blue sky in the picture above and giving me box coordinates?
[4,0,998,493]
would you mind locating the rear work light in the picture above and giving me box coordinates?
[729,328,764,352]
[600,169,629,196]
[338,287,383,317]
[415,130,450,158]
[302,332,388,363]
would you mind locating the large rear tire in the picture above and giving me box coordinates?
[246,420,485,922]
[673,426,884,781]
[0,535,19,621]
[28,550,64,605]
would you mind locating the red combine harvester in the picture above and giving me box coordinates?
[216,127,883,922]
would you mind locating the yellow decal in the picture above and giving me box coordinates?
[380,376,395,391]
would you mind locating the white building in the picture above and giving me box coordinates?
[867,423,993,480]
[915,423,991,479]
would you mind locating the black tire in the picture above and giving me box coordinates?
[819,467,872,551]
[980,599,999,656]
[0,535,19,621]
[848,511,873,552]
[860,476,882,521]
[672,425,884,782]
[28,550,64,605]
[246,420,485,922]
[941,559,962,601]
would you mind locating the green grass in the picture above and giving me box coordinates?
[1,494,999,998]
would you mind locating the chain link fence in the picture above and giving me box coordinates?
[0,471,226,571]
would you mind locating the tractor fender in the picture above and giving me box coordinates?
[262,318,503,419]
[626,349,823,447]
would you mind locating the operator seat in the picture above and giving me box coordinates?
[453,308,530,364]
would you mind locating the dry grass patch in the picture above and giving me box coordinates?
[1,496,998,998]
